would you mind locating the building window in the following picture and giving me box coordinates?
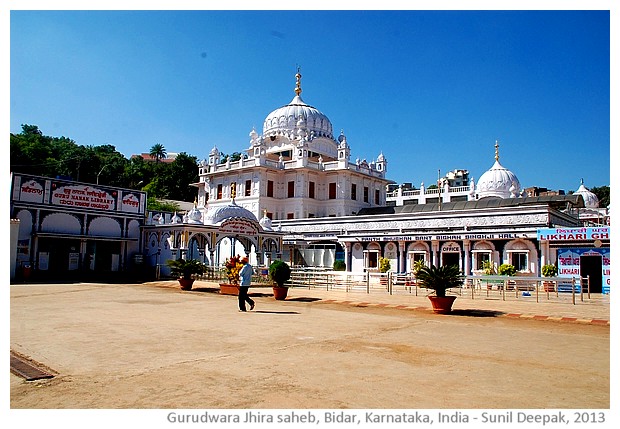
[288,181,295,198]
[476,252,491,270]
[512,252,529,271]
[267,180,274,198]
[363,186,369,203]
[287,213,295,219]
[375,189,380,205]
[365,251,379,270]
[217,184,223,200]
[309,181,315,199]
[329,182,337,199]
[245,180,251,197]
[351,184,357,200]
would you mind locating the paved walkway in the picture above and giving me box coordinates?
[157,280,611,325]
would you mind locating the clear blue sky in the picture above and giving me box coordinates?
[9,7,612,193]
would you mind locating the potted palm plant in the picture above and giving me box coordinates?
[269,260,291,300]
[415,264,464,314]
[166,258,208,290]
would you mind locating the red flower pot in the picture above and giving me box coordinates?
[219,284,240,295]
[179,278,195,291]
[428,295,457,314]
[272,286,289,300]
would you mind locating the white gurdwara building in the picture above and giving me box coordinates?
[194,70,390,222]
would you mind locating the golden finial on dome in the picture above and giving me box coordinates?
[494,140,500,162]
[230,182,236,200]
[295,66,302,96]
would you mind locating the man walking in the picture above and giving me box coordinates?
[238,256,255,312]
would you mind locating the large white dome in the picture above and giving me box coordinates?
[476,142,521,199]
[262,70,333,139]
[573,180,599,208]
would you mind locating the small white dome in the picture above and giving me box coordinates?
[476,142,521,199]
[186,204,203,224]
[259,211,273,231]
[574,179,599,208]
[204,201,258,225]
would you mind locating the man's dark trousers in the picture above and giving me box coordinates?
[238,286,254,311]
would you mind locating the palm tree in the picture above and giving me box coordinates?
[149,144,167,163]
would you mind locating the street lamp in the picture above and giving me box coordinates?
[96,165,107,185]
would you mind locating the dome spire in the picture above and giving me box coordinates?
[295,66,302,96]
[494,140,500,162]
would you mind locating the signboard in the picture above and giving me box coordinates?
[121,193,142,213]
[68,252,80,271]
[12,174,146,215]
[17,179,45,203]
[557,248,610,294]
[348,233,520,242]
[537,227,610,241]
[219,218,259,236]
[441,241,461,252]
[51,183,117,211]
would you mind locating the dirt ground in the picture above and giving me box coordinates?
[9,282,610,410]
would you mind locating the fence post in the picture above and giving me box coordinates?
[366,271,370,294]
[502,279,506,301]
[572,277,576,305]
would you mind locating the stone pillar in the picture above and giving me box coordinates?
[463,240,471,276]
[431,240,440,266]
[398,241,406,272]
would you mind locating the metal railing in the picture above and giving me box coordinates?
[287,268,602,305]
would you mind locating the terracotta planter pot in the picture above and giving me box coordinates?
[179,278,195,290]
[428,295,457,314]
[219,284,240,295]
[273,286,289,300]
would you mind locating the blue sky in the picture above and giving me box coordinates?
[9,6,613,194]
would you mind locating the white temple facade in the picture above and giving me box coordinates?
[193,70,390,223]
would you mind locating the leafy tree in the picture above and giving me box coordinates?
[220,152,244,163]
[160,152,199,201]
[147,197,180,212]
[591,186,610,208]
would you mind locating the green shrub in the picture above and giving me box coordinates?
[269,260,291,287]
[498,263,516,276]
[541,264,558,277]
[333,260,346,271]
[379,257,391,273]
